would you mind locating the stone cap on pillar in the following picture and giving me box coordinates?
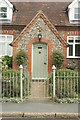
[52,65,56,70]
[19,65,23,69]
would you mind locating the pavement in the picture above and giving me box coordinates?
[0,101,79,118]
[2,102,78,113]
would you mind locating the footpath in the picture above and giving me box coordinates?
[0,101,79,118]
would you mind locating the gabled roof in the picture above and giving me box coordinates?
[0,0,13,8]
[12,11,67,47]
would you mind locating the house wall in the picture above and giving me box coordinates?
[0,26,24,39]
[12,18,67,76]
[57,27,80,70]
[1,25,80,71]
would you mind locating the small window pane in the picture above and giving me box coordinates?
[1,7,7,12]
[68,37,74,43]
[69,45,73,56]
[0,36,5,41]
[75,44,80,56]
[7,43,12,56]
[75,40,80,43]
[75,8,80,13]
[75,37,80,43]
[7,36,13,42]
[68,40,73,43]
[75,14,80,19]
[0,35,13,56]
[0,43,5,56]
[2,43,5,55]
[0,13,7,18]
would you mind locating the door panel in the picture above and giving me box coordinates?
[32,43,48,79]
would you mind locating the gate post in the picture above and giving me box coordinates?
[19,65,23,101]
[52,65,56,98]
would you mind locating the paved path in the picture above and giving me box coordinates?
[2,102,78,113]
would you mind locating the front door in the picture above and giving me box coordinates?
[32,42,48,79]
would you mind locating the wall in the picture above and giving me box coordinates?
[57,27,80,70]
[13,18,66,76]
[1,24,79,71]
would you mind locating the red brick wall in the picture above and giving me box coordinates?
[13,38,67,77]
[13,38,54,76]
[0,26,68,76]
[0,26,24,40]
[2,26,80,74]
[57,27,80,42]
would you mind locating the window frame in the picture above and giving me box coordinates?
[0,7,7,19]
[74,8,80,20]
[67,36,80,58]
[0,35,13,57]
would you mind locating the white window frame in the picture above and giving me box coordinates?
[0,35,13,57]
[74,8,80,20]
[0,7,7,19]
[67,36,80,58]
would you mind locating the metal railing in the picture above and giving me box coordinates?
[1,65,29,101]
[1,65,79,101]
[49,65,79,99]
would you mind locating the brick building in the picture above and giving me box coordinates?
[0,0,80,79]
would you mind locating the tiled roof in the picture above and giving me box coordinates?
[12,11,67,47]
[2,2,79,26]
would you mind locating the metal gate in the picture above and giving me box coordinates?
[30,79,49,98]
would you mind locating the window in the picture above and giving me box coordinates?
[74,8,80,20]
[67,36,80,58]
[0,35,13,57]
[0,7,7,19]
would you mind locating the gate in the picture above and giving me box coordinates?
[1,65,79,101]
[30,79,49,98]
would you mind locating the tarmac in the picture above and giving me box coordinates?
[0,101,79,118]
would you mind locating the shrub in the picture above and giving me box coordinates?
[52,50,64,69]
[2,55,12,69]
[15,50,28,67]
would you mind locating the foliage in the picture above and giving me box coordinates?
[54,97,79,103]
[15,50,28,66]
[2,69,28,99]
[2,55,12,69]
[52,50,64,69]
[49,69,79,98]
